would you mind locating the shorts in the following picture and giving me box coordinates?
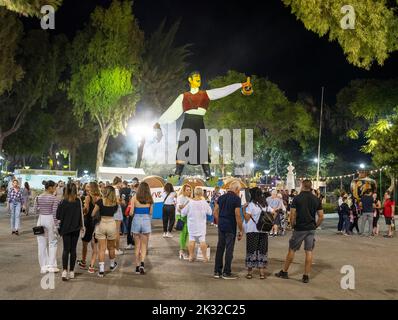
[95,218,117,240]
[385,217,392,225]
[189,234,206,243]
[82,223,95,242]
[132,214,151,234]
[289,230,316,252]
[113,205,123,221]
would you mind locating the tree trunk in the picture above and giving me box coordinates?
[387,173,395,192]
[95,128,110,177]
[135,138,146,168]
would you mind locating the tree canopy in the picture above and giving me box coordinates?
[0,0,62,17]
[282,0,398,69]
[0,8,23,95]
[205,70,317,175]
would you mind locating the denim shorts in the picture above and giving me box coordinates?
[131,214,151,234]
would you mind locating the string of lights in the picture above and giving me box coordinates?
[297,166,389,181]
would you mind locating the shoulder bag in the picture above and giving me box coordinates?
[32,197,45,235]
[79,198,86,238]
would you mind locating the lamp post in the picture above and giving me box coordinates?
[264,169,270,185]
[316,86,325,189]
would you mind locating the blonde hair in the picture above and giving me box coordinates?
[229,180,241,192]
[194,187,203,199]
[179,183,193,197]
[102,186,117,206]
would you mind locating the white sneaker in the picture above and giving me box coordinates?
[124,244,134,250]
[115,249,124,256]
[47,267,60,273]
[61,270,68,281]
[163,232,167,238]
[166,232,173,238]
[69,271,75,279]
[40,267,48,274]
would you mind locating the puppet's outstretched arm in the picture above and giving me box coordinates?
[157,94,184,125]
[206,83,242,100]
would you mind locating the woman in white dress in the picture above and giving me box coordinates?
[181,187,212,262]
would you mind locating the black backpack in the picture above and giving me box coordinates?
[250,204,274,232]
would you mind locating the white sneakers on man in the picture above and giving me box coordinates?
[166,232,173,238]
[124,244,134,250]
[62,270,68,281]
[69,271,75,279]
[163,232,167,238]
[115,249,124,256]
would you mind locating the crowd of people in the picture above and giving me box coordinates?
[2,175,395,284]
[337,190,395,238]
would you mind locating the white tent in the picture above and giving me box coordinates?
[97,167,146,182]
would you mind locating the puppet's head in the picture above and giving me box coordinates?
[188,71,201,89]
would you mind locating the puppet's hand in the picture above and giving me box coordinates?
[241,77,253,96]
[153,123,163,142]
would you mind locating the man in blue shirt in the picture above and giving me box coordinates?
[213,181,243,279]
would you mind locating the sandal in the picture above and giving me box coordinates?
[245,274,253,279]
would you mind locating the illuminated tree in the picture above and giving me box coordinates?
[0,0,62,17]
[67,0,144,174]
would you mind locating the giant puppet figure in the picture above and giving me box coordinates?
[350,170,377,202]
[154,71,252,179]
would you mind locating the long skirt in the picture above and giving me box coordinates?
[177,113,210,164]
[245,232,268,268]
[179,215,189,250]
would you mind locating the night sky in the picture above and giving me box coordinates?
[27,0,398,105]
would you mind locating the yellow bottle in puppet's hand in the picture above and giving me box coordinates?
[241,77,253,96]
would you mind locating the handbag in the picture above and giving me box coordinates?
[33,225,45,235]
[33,198,45,235]
[175,219,185,231]
[79,198,86,238]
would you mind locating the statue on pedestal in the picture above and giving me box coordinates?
[286,162,295,191]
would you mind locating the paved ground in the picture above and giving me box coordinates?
[0,204,397,300]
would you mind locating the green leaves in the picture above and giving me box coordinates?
[0,0,62,17]
[282,0,398,69]
[0,8,23,95]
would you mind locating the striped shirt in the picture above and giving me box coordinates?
[35,193,59,222]
[7,188,23,204]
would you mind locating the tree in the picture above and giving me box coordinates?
[282,0,398,69]
[0,30,67,152]
[67,0,144,175]
[205,71,316,175]
[0,0,62,17]
[134,20,192,167]
[337,78,398,189]
[0,8,23,96]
